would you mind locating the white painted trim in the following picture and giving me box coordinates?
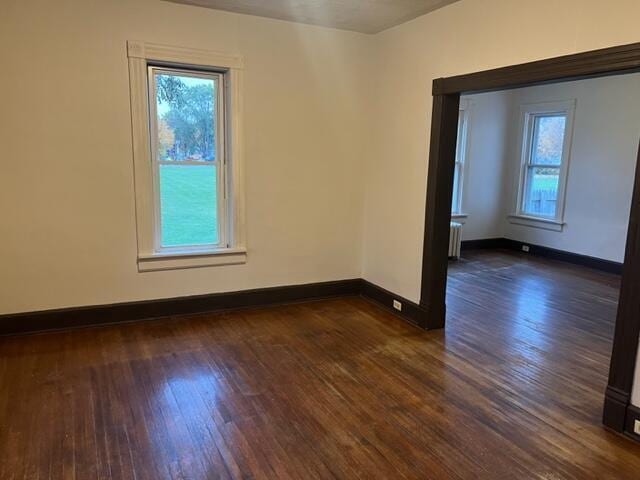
[452,100,472,215]
[514,99,576,224]
[138,248,247,272]
[127,41,246,270]
[127,41,243,69]
[507,214,565,232]
[451,213,468,224]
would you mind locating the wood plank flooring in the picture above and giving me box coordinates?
[1,250,639,479]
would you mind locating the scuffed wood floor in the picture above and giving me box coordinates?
[1,250,639,479]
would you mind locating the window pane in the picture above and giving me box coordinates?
[153,70,219,247]
[452,164,460,213]
[531,115,565,165]
[451,110,466,214]
[522,167,560,217]
[155,73,216,162]
[159,164,218,246]
[456,110,466,160]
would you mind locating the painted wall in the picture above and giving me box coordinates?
[505,75,640,262]
[357,0,640,410]
[0,0,370,314]
[460,74,640,263]
[361,0,640,304]
[455,91,514,241]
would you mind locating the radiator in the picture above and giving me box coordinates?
[449,222,462,259]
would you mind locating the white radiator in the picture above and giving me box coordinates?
[449,222,462,259]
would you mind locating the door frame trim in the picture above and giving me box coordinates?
[420,42,640,434]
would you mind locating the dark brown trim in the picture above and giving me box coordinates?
[361,280,429,328]
[433,43,640,95]
[0,278,430,336]
[603,140,640,432]
[422,41,640,438]
[460,238,505,251]
[604,386,632,433]
[460,238,623,274]
[419,93,459,329]
[0,279,362,336]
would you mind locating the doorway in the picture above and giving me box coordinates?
[418,42,640,436]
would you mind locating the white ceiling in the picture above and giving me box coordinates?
[163,0,461,34]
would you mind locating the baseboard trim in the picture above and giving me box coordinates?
[0,279,362,336]
[360,280,429,328]
[0,278,431,336]
[460,238,505,250]
[461,238,622,274]
[603,385,630,432]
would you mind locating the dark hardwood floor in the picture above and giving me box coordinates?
[1,250,639,479]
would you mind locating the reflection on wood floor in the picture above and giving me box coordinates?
[1,249,639,479]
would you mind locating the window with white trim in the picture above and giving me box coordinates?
[128,41,246,271]
[149,67,226,249]
[514,101,575,227]
[451,103,469,215]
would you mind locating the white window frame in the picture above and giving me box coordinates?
[509,100,575,231]
[451,99,471,218]
[128,41,246,271]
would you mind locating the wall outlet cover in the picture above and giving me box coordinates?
[393,300,402,311]
[522,245,530,252]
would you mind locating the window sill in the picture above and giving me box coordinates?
[507,214,565,232]
[451,213,468,224]
[138,247,247,272]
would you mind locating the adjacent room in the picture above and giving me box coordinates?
[445,74,640,468]
[2,0,640,478]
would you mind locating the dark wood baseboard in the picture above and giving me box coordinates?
[360,280,430,328]
[0,279,362,336]
[460,238,505,250]
[603,385,631,432]
[0,278,431,336]
[461,238,623,274]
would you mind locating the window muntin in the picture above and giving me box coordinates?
[451,108,469,214]
[516,102,574,223]
[148,67,226,251]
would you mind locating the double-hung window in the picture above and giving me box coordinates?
[128,41,246,271]
[451,102,470,216]
[149,68,226,249]
[512,101,575,229]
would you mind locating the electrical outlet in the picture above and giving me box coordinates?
[393,300,402,311]
[634,420,640,435]
[522,245,530,252]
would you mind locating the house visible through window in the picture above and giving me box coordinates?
[149,67,226,250]
[516,101,574,224]
[451,106,469,215]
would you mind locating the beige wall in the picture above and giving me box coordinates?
[456,91,515,241]
[460,73,640,263]
[0,0,370,314]
[361,0,640,302]
[502,74,640,262]
[3,0,640,316]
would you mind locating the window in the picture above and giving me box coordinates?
[512,101,575,229]
[149,68,225,249]
[128,41,246,271]
[451,103,470,215]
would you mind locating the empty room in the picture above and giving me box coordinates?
[445,73,640,470]
[3,0,640,478]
